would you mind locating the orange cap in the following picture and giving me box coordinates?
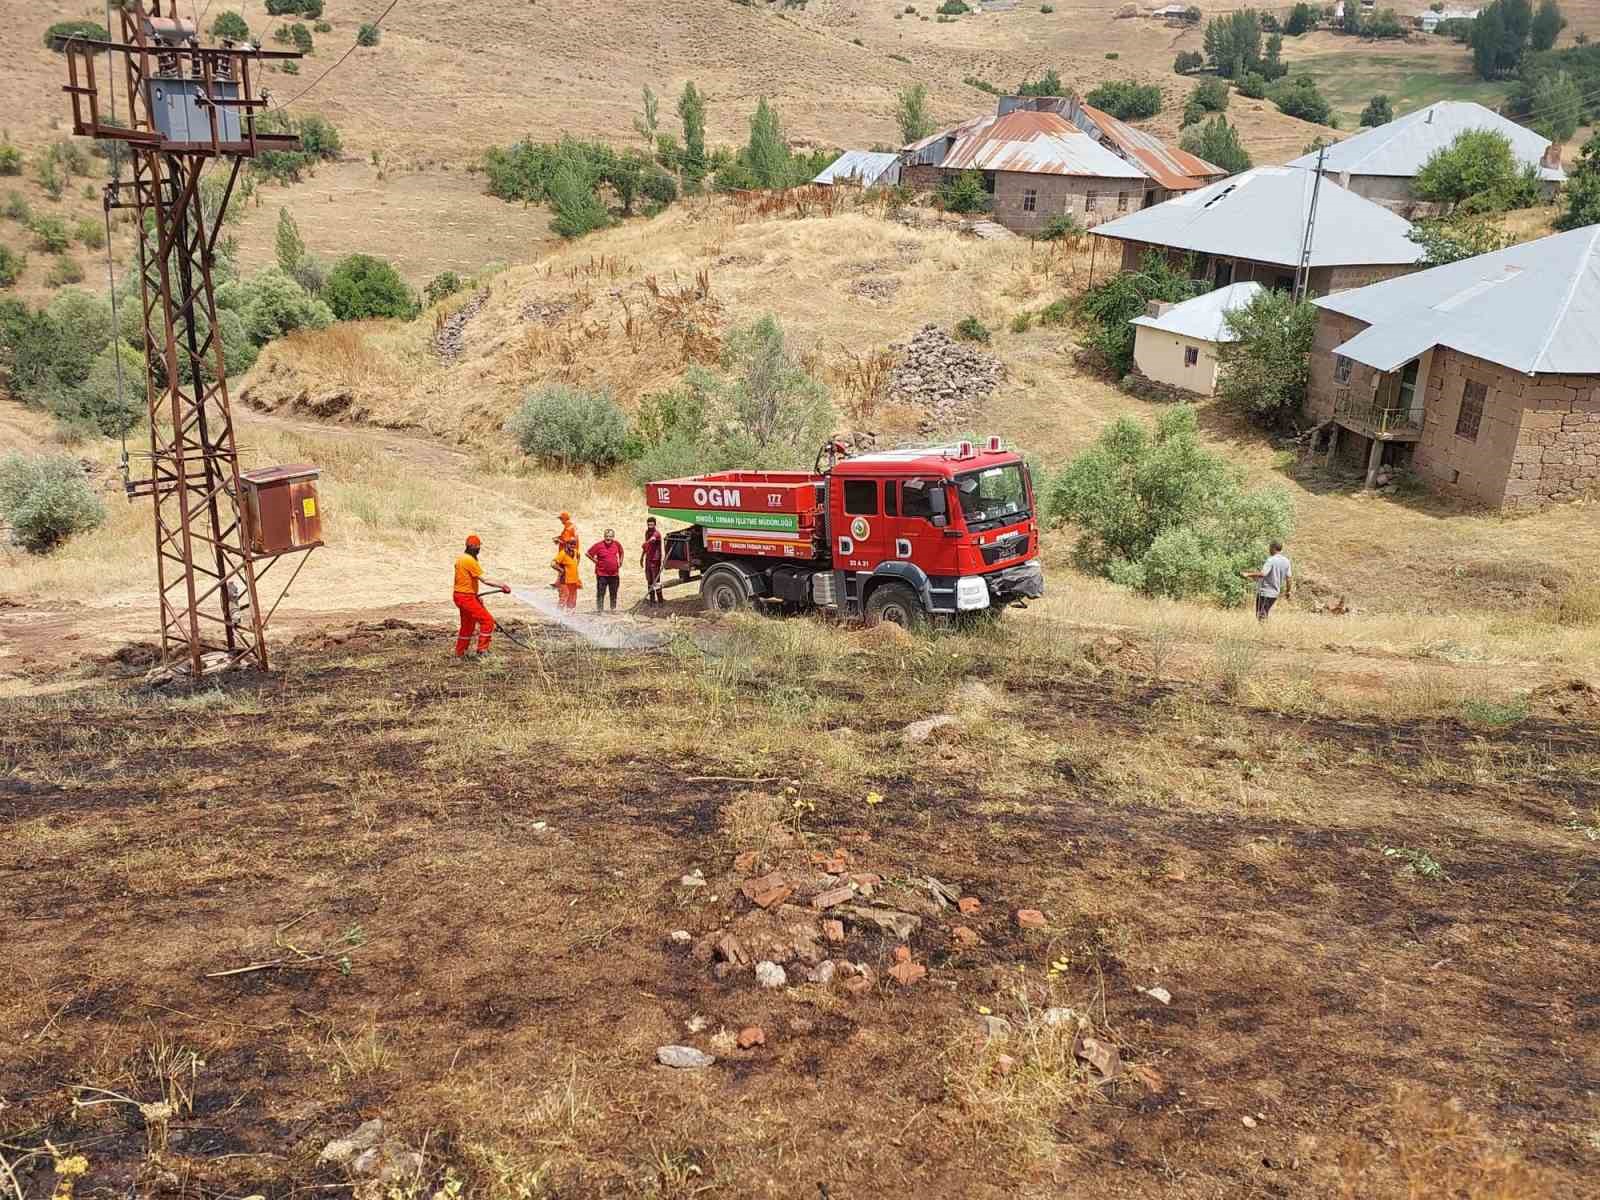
[465,534,482,548]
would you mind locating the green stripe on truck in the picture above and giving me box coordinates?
[648,507,801,533]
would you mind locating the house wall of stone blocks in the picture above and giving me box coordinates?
[1113,242,1414,297]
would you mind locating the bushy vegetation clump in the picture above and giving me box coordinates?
[1217,289,1319,426]
[0,453,107,552]
[1270,75,1333,124]
[506,385,631,471]
[1183,77,1231,125]
[323,254,416,321]
[1042,405,1293,605]
[252,112,343,184]
[1556,132,1600,229]
[212,11,251,40]
[1360,95,1394,127]
[1077,251,1208,375]
[937,169,989,213]
[1085,81,1163,120]
[43,20,108,50]
[1180,115,1252,174]
[0,245,24,288]
[1414,129,1540,212]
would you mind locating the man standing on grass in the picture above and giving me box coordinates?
[1242,540,1291,622]
[641,516,664,606]
[587,528,623,613]
[452,534,511,658]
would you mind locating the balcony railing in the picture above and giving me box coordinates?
[1334,397,1422,437]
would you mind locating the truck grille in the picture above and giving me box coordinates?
[981,536,1028,566]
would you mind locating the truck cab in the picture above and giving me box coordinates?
[648,436,1044,627]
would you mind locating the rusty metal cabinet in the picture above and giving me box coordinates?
[240,465,323,557]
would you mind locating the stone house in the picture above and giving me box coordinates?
[1286,101,1565,215]
[901,97,1207,235]
[1306,225,1600,509]
[1090,166,1425,297]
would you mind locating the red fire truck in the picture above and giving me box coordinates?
[645,436,1043,626]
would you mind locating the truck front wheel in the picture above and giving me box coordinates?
[700,565,751,614]
[864,582,923,630]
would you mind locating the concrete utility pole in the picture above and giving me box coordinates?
[56,4,321,677]
[1294,145,1327,302]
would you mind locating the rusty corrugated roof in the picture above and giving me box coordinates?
[910,110,1148,179]
[1073,102,1226,192]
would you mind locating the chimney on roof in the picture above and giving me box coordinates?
[1542,142,1562,171]
[1145,300,1174,320]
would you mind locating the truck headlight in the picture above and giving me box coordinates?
[956,576,990,611]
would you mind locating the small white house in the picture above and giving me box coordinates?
[1130,282,1264,395]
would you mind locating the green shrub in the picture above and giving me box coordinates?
[1042,3,1055,10]
[0,142,21,176]
[1035,213,1081,241]
[289,23,314,54]
[323,254,415,321]
[30,216,71,253]
[1415,129,1535,210]
[1360,94,1394,127]
[1016,69,1064,96]
[1078,251,1206,375]
[937,0,970,12]
[1237,71,1268,99]
[1191,77,1231,115]
[281,61,300,75]
[34,156,63,200]
[1010,311,1034,333]
[0,453,106,551]
[46,257,84,287]
[1408,216,1514,265]
[1174,50,1205,74]
[1557,132,1600,230]
[43,20,108,51]
[1270,75,1332,123]
[1105,51,1118,59]
[74,217,105,249]
[549,161,613,238]
[1085,80,1163,120]
[1216,288,1320,426]
[252,112,343,183]
[357,22,381,46]
[954,315,990,343]
[314,20,332,32]
[1037,297,1070,326]
[505,385,630,470]
[424,271,465,306]
[238,267,335,343]
[1181,115,1253,174]
[1042,406,1294,605]
[48,341,145,437]
[964,76,1002,95]
[212,11,250,40]
[937,169,990,213]
[0,245,22,288]
[3,191,30,223]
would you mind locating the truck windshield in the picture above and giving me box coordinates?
[954,464,1029,530]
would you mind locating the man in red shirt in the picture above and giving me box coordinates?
[586,528,623,612]
[641,515,663,606]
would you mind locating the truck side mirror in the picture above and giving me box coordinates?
[928,486,947,518]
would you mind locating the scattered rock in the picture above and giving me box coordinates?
[950,680,999,712]
[847,873,882,897]
[808,960,838,987]
[715,934,750,967]
[319,1120,385,1167]
[751,884,793,909]
[902,714,959,745]
[1242,1115,1258,1129]
[811,885,856,911]
[789,1017,815,1035]
[680,870,707,888]
[923,876,961,907]
[741,872,793,909]
[975,1014,1012,1041]
[755,961,788,989]
[1140,985,1173,1005]
[709,1027,737,1054]
[737,1026,766,1049]
[889,324,1005,430]
[319,1119,422,1190]
[1078,1036,1122,1082]
[1015,909,1047,930]
[995,1053,1015,1076]
[958,896,981,915]
[734,850,761,873]
[686,1014,709,1033]
[810,849,850,873]
[669,930,692,944]
[844,974,872,995]
[951,924,982,948]
[822,919,845,943]
[657,1045,715,1069]
[1042,1007,1079,1027]
[887,946,927,986]
[842,904,920,940]
[431,290,488,363]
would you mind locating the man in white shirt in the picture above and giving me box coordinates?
[1242,541,1291,621]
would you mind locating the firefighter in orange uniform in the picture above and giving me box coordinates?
[453,534,511,657]
[551,536,582,611]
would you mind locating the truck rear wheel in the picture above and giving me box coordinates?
[700,565,751,614]
[864,582,923,630]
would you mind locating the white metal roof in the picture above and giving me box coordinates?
[813,150,901,187]
[1316,224,1600,375]
[1287,101,1564,182]
[1131,282,1266,342]
[1089,167,1425,269]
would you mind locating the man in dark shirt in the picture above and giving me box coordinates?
[641,516,663,606]
[586,528,623,612]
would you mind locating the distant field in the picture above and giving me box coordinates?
[1287,49,1512,126]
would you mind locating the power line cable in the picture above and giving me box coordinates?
[266,0,400,113]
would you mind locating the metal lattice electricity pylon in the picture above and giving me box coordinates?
[58,5,314,677]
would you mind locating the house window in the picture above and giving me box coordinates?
[1333,354,1353,384]
[1183,346,1199,367]
[1085,190,1099,212]
[1117,191,1130,212]
[1022,188,1037,212]
[843,480,878,515]
[1455,379,1486,440]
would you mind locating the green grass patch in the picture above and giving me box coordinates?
[1286,52,1509,127]
[1460,697,1529,727]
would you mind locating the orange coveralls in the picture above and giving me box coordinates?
[552,542,582,610]
[452,553,495,655]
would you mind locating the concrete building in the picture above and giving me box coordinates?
[900,96,1216,235]
[1419,7,1479,32]
[1130,282,1264,395]
[812,150,901,188]
[1307,225,1600,509]
[1090,166,1425,296]
[1287,101,1566,214]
